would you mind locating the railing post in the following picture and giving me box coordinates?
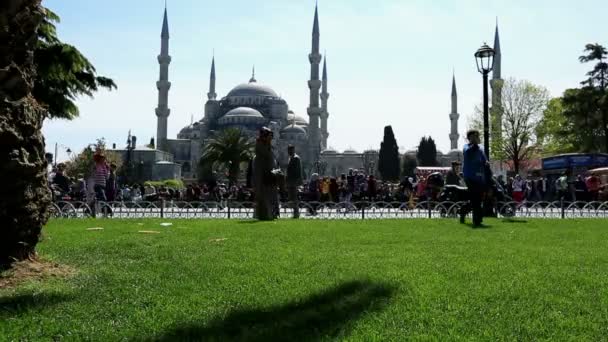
[227,199,231,219]
[160,199,165,219]
[428,202,432,219]
[561,199,565,219]
[361,204,365,220]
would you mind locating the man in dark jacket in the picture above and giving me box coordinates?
[461,130,488,227]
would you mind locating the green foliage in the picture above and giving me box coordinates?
[469,78,549,172]
[417,136,438,166]
[64,139,122,179]
[200,128,254,183]
[401,154,418,177]
[534,44,608,155]
[35,7,117,120]
[536,98,577,155]
[143,179,184,189]
[378,126,400,181]
[4,219,608,340]
[576,43,608,152]
[579,43,608,89]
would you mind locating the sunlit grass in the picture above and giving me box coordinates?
[1,218,608,340]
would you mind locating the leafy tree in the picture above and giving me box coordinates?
[578,43,608,152]
[470,78,549,173]
[378,126,400,181]
[499,79,549,173]
[536,98,577,155]
[417,137,438,166]
[402,154,418,178]
[35,7,116,120]
[200,129,254,183]
[64,139,122,179]
[1,0,51,267]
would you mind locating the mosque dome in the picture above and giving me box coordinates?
[281,124,306,135]
[226,81,278,98]
[321,148,338,155]
[287,111,308,126]
[343,149,359,154]
[218,107,266,125]
[179,124,194,135]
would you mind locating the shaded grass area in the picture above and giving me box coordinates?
[1,219,608,340]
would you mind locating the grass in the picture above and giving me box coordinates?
[2,218,608,341]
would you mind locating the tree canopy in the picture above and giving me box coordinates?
[402,154,418,178]
[64,139,122,179]
[378,126,400,181]
[199,129,254,183]
[536,43,608,154]
[35,7,116,120]
[417,137,438,166]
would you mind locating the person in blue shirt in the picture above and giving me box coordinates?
[461,130,489,227]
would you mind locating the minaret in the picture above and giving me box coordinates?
[307,3,322,158]
[207,55,216,100]
[204,55,220,123]
[155,5,171,151]
[490,20,504,142]
[449,73,460,150]
[320,55,330,150]
[250,65,256,83]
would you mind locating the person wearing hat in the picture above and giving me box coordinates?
[446,161,463,186]
[252,127,278,220]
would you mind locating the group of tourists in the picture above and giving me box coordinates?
[48,128,606,224]
[49,153,118,203]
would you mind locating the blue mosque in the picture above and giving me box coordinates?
[121,4,504,181]
[155,5,330,180]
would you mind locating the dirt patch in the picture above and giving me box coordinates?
[0,259,76,289]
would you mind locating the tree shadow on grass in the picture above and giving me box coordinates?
[148,280,396,342]
[0,292,72,318]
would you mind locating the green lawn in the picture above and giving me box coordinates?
[2,219,608,341]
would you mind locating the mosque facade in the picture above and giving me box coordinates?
[143,5,503,181]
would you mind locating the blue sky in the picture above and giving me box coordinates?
[43,0,607,161]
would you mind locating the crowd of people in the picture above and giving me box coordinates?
[49,139,607,211]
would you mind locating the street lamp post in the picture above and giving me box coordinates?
[54,142,73,166]
[474,43,495,161]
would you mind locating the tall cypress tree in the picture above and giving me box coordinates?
[378,126,400,181]
[417,136,439,166]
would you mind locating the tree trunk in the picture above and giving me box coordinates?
[0,0,50,267]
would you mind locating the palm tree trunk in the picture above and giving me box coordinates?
[0,0,50,267]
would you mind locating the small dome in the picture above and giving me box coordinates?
[281,124,306,135]
[218,107,266,125]
[226,81,278,98]
[287,112,308,126]
[321,148,338,155]
[180,124,194,134]
[343,149,358,154]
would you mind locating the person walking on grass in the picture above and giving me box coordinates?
[461,130,488,227]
